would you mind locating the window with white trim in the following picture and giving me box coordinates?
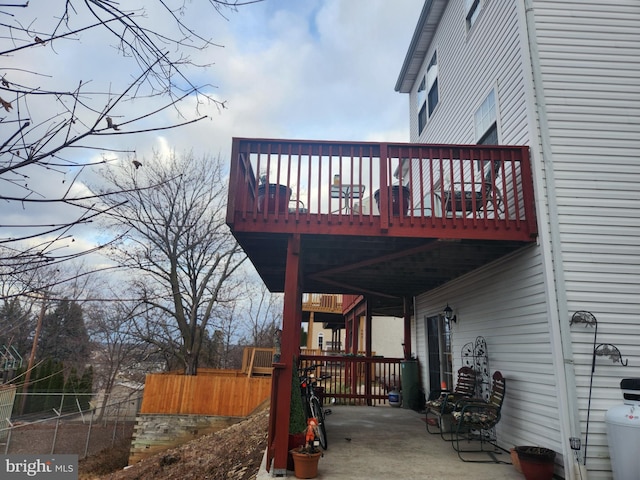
[317,332,324,351]
[474,89,497,144]
[417,51,439,135]
[465,0,481,29]
[417,77,427,134]
[426,51,439,116]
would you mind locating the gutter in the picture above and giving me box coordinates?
[394,0,435,93]
[519,2,585,479]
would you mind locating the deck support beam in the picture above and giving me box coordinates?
[271,234,303,473]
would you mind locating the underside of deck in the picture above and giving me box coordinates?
[234,231,530,317]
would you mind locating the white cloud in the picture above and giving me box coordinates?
[1,0,423,263]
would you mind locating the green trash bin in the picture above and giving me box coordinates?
[400,360,419,410]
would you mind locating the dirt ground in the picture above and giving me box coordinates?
[81,407,269,480]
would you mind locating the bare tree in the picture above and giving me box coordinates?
[239,282,283,347]
[97,151,246,375]
[210,302,244,369]
[0,1,257,273]
[85,301,149,420]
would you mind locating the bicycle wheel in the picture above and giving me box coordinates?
[310,396,327,449]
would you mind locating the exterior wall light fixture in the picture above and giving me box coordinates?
[443,304,457,323]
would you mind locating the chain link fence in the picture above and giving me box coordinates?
[1,392,142,458]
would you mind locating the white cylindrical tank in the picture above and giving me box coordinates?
[605,378,640,480]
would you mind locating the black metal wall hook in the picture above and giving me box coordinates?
[593,343,628,370]
[570,310,629,466]
[570,310,598,328]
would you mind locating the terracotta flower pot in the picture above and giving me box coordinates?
[510,448,522,473]
[515,446,556,480]
[287,433,306,471]
[290,447,322,479]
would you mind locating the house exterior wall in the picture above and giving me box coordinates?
[529,1,640,476]
[408,0,567,463]
[415,246,562,449]
[370,316,405,358]
[410,0,640,479]
[410,0,529,146]
[405,0,640,477]
[305,323,344,352]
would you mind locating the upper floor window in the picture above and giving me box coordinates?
[417,77,427,134]
[466,0,481,29]
[426,51,439,115]
[418,51,439,135]
[474,89,497,143]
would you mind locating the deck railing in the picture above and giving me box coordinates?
[241,347,275,377]
[267,354,406,471]
[299,354,403,406]
[228,138,536,239]
[302,293,343,313]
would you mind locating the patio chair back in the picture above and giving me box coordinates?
[487,370,506,412]
[454,366,476,398]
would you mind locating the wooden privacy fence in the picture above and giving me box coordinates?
[140,369,271,417]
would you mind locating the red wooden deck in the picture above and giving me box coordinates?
[227,138,537,317]
[227,138,537,474]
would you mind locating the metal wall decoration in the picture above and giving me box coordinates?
[461,336,490,401]
[570,311,629,466]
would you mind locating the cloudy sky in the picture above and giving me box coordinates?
[212,0,422,146]
[2,0,424,272]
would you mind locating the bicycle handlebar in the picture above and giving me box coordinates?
[299,364,323,374]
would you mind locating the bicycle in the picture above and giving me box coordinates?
[299,364,331,449]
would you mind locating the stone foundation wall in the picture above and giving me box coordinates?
[129,414,243,464]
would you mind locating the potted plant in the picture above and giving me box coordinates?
[288,363,307,470]
[515,446,556,480]
[290,418,322,479]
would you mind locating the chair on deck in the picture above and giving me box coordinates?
[425,366,476,440]
[443,160,503,217]
[451,370,507,463]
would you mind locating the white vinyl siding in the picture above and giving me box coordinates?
[404,0,640,477]
[410,0,528,146]
[415,246,563,455]
[532,1,640,476]
[407,0,564,470]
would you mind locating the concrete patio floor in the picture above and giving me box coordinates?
[258,405,524,479]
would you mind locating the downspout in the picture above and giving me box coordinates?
[519,2,585,479]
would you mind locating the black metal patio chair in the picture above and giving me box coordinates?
[450,370,507,463]
[442,160,503,217]
[425,366,476,440]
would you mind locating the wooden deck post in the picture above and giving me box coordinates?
[307,311,315,349]
[271,234,303,474]
[365,303,373,405]
[349,313,360,399]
